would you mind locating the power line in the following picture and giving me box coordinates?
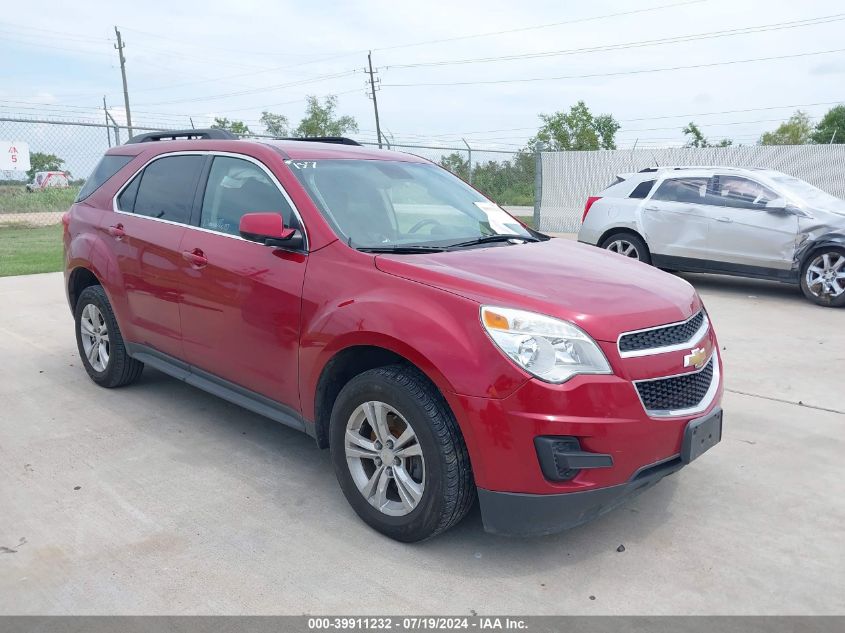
[373,0,706,52]
[0,20,111,42]
[385,14,845,70]
[382,48,845,88]
[132,70,360,106]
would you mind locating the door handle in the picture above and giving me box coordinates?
[644,205,659,212]
[717,216,733,223]
[181,249,208,268]
[107,224,125,239]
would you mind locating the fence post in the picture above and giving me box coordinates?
[462,138,472,185]
[533,143,544,229]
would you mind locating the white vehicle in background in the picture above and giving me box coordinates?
[26,171,70,192]
[577,166,845,307]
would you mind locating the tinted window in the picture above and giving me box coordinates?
[75,155,134,202]
[117,173,141,212]
[200,156,295,236]
[629,179,655,199]
[131,155,204,224]
[717,176,778,210]
[652,177,709,204]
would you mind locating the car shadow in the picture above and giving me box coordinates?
[117,367,681,579]
[677,272,806,304]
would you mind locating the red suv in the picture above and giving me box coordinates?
[64,129,723,541]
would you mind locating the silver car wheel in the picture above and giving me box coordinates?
[606,239,640,259]
[80,303,110,372]
[806,252,845,298]
[344,401,425,517]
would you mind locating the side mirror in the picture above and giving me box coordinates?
[765,198,804,215]
[239,212,302,249]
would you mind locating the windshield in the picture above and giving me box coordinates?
[286,159,534,248]
[770,175,845,212]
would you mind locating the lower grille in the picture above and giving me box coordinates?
[635,357,714,414]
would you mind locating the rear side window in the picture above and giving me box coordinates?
[75,155,134,202]
[629,180,655,199]
[651,177,709,203]
[122,155,204,224]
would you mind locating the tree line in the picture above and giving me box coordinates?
[21,97,845,209]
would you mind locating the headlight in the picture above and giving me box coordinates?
[480,306,612,383]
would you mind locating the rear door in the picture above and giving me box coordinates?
[111,153,205,358]
[640,174,723,261]
[705,174,799,271]
[178,153,307,408]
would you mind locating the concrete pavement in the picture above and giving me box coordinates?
[0,271,842,614]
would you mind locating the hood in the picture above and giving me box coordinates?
[374,238,701,343]
[809,205,845,221]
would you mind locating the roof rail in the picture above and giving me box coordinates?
[126,128,238,144]
[274,136,362,146]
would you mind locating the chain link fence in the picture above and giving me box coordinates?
[0,117,537,231]
[539,144,845,233]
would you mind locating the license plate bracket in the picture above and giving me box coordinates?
[682,408,723,464]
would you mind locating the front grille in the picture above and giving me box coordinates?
[636,357,714,413]
[619,311,705,353]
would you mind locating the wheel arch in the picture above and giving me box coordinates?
[597,225,649,250]
[796,233,845,270]
[311,341,463,451]
[67,266,102,312]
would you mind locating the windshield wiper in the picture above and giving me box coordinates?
[449,234,540,248]
[357,245,448,253]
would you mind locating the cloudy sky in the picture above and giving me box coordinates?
[3,0,845,151]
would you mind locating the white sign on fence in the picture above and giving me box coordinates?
[0,141,31,171]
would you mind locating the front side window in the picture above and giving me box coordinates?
[286,159,533,248]
[200,156,296,236]
[121,155,204,224]
[717,176,778,210]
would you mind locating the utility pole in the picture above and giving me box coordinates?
[366,51,383,148]
[103,96,112,147]
[462,138,473,185]
[114,27,133,137]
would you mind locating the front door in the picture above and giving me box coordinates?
[178,154,307,410]
[705,175,799,271]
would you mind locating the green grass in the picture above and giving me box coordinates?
[515,216,534,228]
[0,224,63,276]
[0,185,80,214]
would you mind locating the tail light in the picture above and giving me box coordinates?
[582,196,602,223]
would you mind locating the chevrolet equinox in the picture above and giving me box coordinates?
[64,129,724,541]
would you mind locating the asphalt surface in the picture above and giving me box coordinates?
[0,270,842,615]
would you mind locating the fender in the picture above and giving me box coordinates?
[795,230,845,269]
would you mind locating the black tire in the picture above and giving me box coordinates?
[74,285,144,387]
[329,364,474,542]
[599,231,651,265]
[800,247,845,308]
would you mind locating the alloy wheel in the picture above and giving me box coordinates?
[344,401,425,517]
[80,303,110,372]
[806,252,845,298]
[606,239,640,259]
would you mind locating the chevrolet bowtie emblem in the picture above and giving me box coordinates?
[684,347,708,370]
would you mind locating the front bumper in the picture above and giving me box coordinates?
[478,455,684,536]
[477,407,723,536]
